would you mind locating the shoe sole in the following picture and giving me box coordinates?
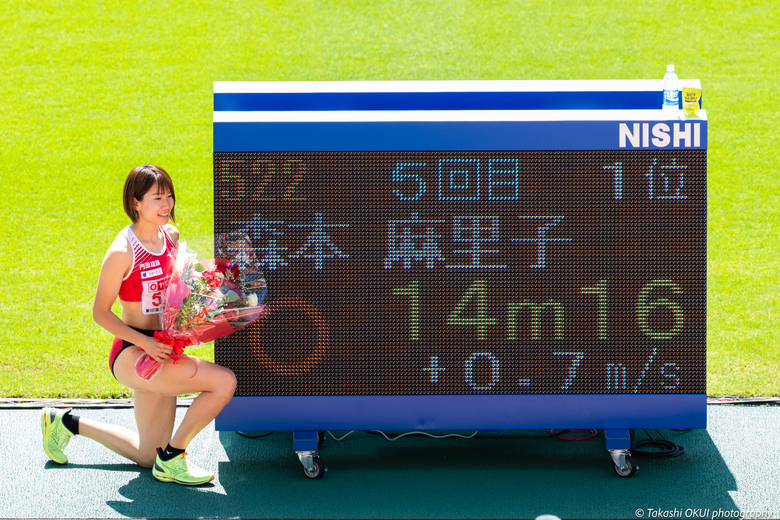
[41,408,67,465]
[153,465,214,486]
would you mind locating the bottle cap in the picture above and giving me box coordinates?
[667,64,675,72]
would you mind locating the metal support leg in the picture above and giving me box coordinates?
[293,430,327,479]
[293,430,319,452]
[604,429,637,477]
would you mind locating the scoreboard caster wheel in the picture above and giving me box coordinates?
[303,456,326,479]
[613,454,638,478]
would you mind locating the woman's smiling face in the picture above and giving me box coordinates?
[134,184,174,226]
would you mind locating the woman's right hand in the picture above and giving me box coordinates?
[140,336,173,363]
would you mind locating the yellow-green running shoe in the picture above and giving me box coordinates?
[41,407,74,464]
[152,448,214,486]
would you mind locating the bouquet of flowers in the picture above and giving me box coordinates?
[136,234,267,381]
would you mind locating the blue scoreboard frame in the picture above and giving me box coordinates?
[213,80,707,443]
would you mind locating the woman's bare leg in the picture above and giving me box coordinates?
[76,391,176,468]
[114,348,236,452]
[135,391,177,461]
[68,347,235,468]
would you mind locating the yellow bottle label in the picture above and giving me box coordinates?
[682,87,701,118]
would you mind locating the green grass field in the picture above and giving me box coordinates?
[1,0,778,397]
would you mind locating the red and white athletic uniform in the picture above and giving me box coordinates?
[117,225,177,314]
[109,226,177,376]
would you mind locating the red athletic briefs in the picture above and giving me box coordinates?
[109,327,157,378]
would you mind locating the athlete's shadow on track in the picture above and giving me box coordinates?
[108,428,742,520]
[106,469,218,518]
[43,461,145,474]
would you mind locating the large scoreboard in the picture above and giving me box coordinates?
[213,81,707,432]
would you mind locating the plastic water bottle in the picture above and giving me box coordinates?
[663,64,679,112]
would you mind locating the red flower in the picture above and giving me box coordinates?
[217,262,240,279]
[201,269,222,288]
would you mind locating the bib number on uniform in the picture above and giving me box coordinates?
[142,279,165,315]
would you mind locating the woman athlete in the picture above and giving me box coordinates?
[41,164,237,486]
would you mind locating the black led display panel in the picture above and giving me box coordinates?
[214,150,706,396]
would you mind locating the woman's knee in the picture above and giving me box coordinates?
[225,368,237,395]
[213,367,237,401]
[137,450,158,469]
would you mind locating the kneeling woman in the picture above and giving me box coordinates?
[42,164,237,486]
